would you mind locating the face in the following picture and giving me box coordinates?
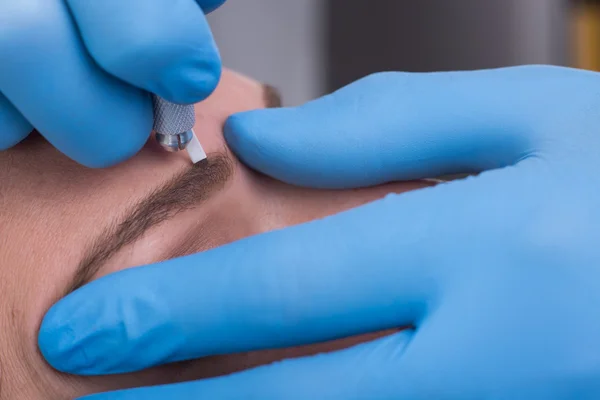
[0,69,432,399]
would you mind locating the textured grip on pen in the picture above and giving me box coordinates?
[152,96,195,135]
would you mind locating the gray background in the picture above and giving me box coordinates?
[208,0,569,106]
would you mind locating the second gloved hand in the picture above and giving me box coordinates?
[40,66,600,399]
[0,0,225,167]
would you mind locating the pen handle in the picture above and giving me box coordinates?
[152,96,196,136]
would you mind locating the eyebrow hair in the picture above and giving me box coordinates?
[66,153,234,294]
[263,83,283,108]
[65,83,280,295]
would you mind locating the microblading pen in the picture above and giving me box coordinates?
[152,95,206,164]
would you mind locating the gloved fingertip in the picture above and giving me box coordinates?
[223,112,247,148]
[66,110,151,168]
[39,299,110,376]
[72,136,147,168]
[102,43,222,106]
[225,109,328,186]
[224,111,270,163]
[38,305,77,373]
[155,55,222,105]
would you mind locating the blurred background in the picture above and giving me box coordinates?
[208,0,600,106]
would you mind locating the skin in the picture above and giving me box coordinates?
[0,69,432,399]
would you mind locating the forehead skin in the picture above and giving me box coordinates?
[0,69,268,398]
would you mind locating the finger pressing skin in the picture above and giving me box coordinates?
[0,0,152,167]
[67,0,222,105]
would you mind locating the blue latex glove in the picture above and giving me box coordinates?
[0,0,224,167]
[40,66,600,399]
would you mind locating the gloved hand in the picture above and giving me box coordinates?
[40,66,600,399]
[0,0,225,167]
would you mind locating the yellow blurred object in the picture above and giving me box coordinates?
[572,1,600,71]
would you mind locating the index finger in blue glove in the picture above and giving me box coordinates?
[0,0,152,167]
[39,162,522,375]
[225,67,546,189]
[0,92,32,149]
[66,0,223,105]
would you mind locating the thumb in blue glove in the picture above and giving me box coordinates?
[0,0,224,167]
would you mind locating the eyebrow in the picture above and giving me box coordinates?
[65,83,282,295]
[66,153,234,294]
[263,83,283,108]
